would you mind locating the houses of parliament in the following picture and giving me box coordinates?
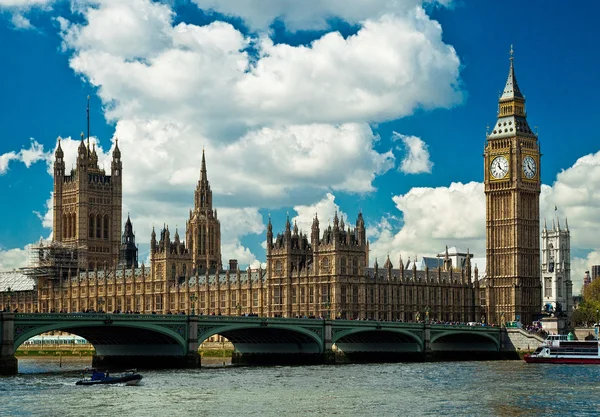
[1,51,551,325]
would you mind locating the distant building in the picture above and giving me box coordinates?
[592,265,600,281]
[541,217,573,329]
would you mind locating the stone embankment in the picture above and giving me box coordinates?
[502,328,544,354]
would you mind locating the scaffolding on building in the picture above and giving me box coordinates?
[22,240,86,281]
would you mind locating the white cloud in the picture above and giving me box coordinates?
[10,12,32,28]
[192,0,451,32]
[0,0,52,5]
[291,192,346,234]
[368,181,485,266]
[2,0,464,269]
[393,132,433,174]
[0,139,51,174]
[0,246,28,271]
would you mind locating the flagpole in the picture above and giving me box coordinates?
[86,95,90,146]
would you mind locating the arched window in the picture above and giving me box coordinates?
[171,263,176,281]
[275,260,282,274]
[96,214,101,238]
[103,215,109,239]
[89,214,95,239]
[321,257,329,272]
[340,257,347,275]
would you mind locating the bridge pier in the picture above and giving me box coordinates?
[323,321,335,364]
[0,313,18,375]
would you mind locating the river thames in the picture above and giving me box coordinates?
[1,358,599,416]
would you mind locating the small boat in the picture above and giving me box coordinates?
[76,369,143,386]
[524,334,600,364]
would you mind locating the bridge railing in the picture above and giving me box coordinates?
[14,313,187,321]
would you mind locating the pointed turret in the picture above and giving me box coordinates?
[119,214,138,268]
[55,137,64,159]
[293,220,298,235]
[333,211,339,229]
[565,217,569,231]
[200,148,207,183]
[112,138,121,159]
[500,45,524,101]
[488,45,535,139]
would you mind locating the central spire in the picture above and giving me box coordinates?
[500,44,524,101]
[200,148,207,183]
[487,45,535,139]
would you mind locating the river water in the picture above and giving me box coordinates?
[1,357,599,416]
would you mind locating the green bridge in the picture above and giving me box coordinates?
[0,312,502,375]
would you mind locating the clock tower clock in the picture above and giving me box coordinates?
[484,46,541,325]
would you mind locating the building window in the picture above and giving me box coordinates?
[309,286,314,304]
[544,277,552,298]
[89,214,95,238]
[292,288,297,304]
[220,293,226,309]
[171,264,176,281]
[155,295,162,311]
[352,257,358,275]
[321,284,329,303]
[274,287,281,305]
[183,264,187,277]
[368,288,374,305]
[253,290,259,307]
[352,285,358,304]
[300,287,306,305]
[231,293,237,308]
[340,257,346,275]
[341,285,347,304]
[275,260,282,275]
[103,215,109,239]
[96,214,101,238]
[321,257,329,272]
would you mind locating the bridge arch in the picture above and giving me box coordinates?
[332,327,424,353]
[430,330,500,351]
[14,322,187,357]
[198,323,324,355]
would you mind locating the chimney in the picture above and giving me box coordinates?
[229,259,238,271]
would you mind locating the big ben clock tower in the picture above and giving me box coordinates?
[484,46,541,325]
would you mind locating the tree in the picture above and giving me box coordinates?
[572,279,600,326]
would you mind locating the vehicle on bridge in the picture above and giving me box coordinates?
[76,369,143,386]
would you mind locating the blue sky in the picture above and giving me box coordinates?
[1,0,599,291]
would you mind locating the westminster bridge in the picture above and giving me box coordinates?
[0,312,503,375]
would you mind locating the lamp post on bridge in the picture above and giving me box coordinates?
[5,287,14,312]
[425,306,430,324]
[190,294,198,316]
[324,301,331,319]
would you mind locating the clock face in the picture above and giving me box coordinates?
[523,155,537,179]
[490,156,509,179]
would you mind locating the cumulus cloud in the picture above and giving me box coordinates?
[368,181,485,265]
[192,0,452,32]
[1,0,464,269]
[393,133,433,174]
[0,139,51,174]
[0,246,28,271]
[290,192,346,234]
[0,0,55,30]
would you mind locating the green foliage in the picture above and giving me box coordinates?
[584,278,600,304]
[572,281,600,326]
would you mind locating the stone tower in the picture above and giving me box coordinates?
[118,214,138,269]
[541,217,572,322]
[484,47,541,325]
[186,150,222,272]
[52,129,123,270]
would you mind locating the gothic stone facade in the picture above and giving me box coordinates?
[52,135,123,270]
[27,146,481,321]
[483,51,542,325]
